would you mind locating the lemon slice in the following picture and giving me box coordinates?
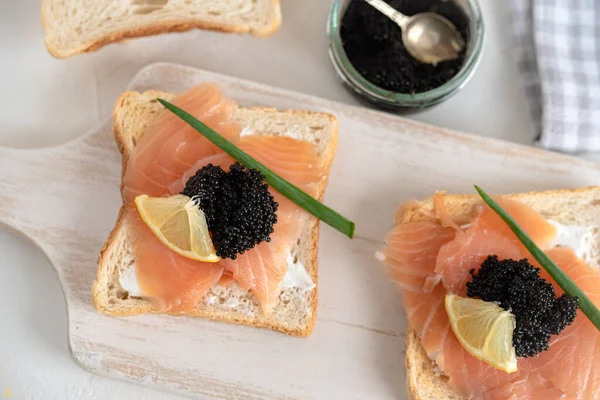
[445,294,517,373]
[135,194,219,263]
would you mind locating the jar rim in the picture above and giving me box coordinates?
[327,0,485,108]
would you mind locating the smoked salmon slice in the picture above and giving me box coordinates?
[434,197,558,294]
[129,214,224,312]
[380,194,600,399]
[121,84,325,313]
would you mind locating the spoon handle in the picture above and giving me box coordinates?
[363,0,410,28]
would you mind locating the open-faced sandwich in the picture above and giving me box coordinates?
[377,187,600,399]
[92,83,351,337]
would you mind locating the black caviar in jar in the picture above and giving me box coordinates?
[340,0,469,94]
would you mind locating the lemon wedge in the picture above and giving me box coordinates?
[445,294,517,373]
[135,194,219,262]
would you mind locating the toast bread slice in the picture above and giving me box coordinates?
[42,0,281,58]
[92,89,338,337]
[398,187,600,399]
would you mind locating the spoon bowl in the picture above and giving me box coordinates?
[403,12,465,64]
[364,0,465,64]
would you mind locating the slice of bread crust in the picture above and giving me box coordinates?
[41,0,282,58]
[399,187,600,400]
[92,90,338,337]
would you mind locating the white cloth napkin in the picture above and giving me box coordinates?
[509,0,600,153]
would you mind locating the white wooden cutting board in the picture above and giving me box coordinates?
[1,63,599,400]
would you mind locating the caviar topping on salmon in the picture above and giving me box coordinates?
[467,256,578,358]
[378,192,600,399]
[181,162,278,260]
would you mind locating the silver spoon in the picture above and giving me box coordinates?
[364,0,465,65]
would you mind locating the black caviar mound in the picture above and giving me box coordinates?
[467,256,579,358]
[340,0,470,94]
[182,162,278,260]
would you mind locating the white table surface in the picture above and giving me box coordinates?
[1,1,595,399]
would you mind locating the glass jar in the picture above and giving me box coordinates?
[327,0,485,111]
